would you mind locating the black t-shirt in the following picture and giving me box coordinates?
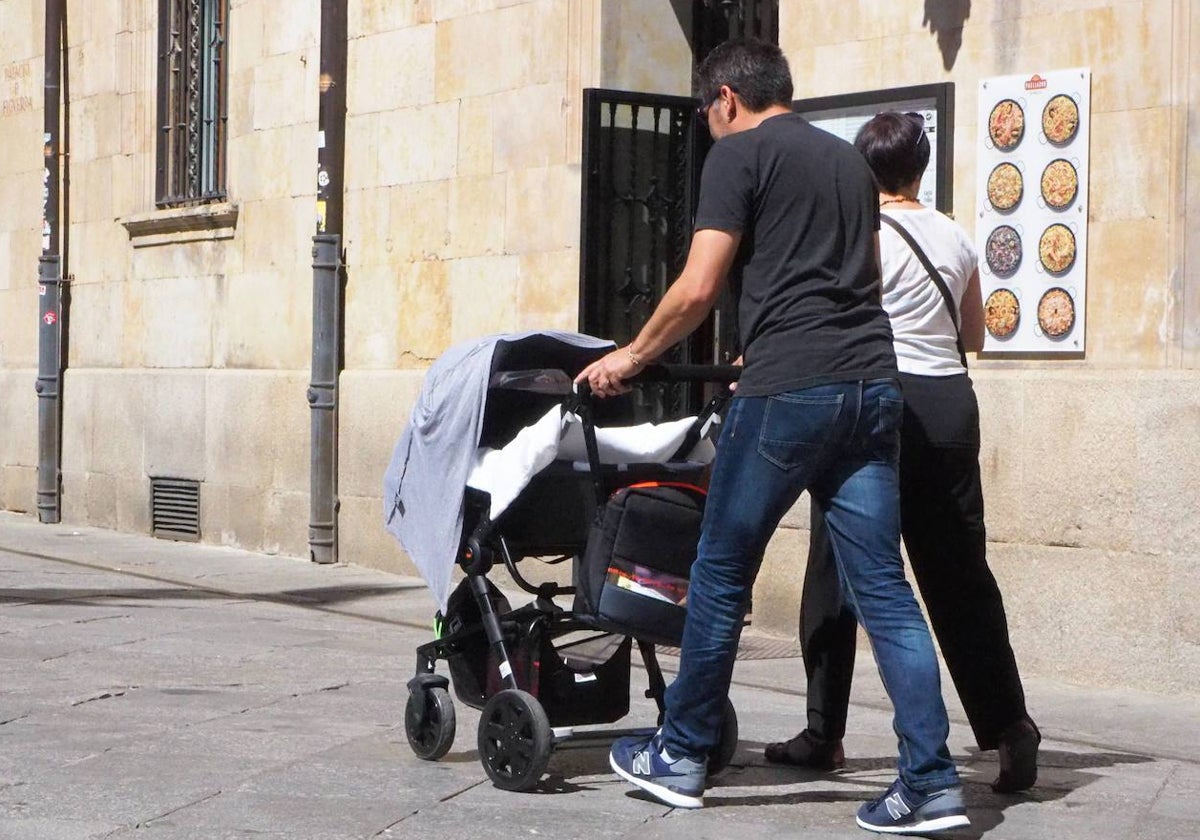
[694,112,897,397]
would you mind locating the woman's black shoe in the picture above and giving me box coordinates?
[764,729,845,770]
[993,718,1040,793]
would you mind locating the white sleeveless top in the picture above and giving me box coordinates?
[879,208,977,377]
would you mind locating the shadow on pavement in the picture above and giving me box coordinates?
[467,738,1161,837]
[0,582,424,609]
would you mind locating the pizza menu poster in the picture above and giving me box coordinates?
[976,68,1091,354]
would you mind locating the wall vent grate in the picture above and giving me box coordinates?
[150,477,201,542]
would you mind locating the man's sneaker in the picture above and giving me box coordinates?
[609,731,706,809]
[855,778,969,834]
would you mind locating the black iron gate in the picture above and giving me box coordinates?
[578,89,716,421]
[694,0,779,61]
[578,4,778,420]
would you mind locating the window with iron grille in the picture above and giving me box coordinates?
[156,0,228,207]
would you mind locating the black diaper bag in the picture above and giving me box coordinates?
[573,482,706,646]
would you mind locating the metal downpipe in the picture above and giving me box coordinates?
[308,0,348,563]
[308,236,341,563]
[36,0,67,524]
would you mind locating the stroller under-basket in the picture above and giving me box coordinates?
[389,333,740,791]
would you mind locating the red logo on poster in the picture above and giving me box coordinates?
[1025,74,1048,91]
[43,311,57,325]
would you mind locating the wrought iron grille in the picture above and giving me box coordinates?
[576,5,778,420]
[579,90,713,422]
[156,0,228,207]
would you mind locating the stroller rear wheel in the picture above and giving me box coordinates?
[477,689,553,791]
[708,698,739,775]
[405,686,456,760]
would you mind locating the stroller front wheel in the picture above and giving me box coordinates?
[405,686,457,760]
[477,689,553,791]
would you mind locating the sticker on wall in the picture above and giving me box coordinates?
[976,68,1090,354]
[43,311,57,326]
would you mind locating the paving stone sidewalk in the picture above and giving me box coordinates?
[1,511,1197,840]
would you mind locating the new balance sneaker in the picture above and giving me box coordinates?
[609,731,706,809]
[855,778,969,834]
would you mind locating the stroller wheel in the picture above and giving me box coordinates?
[708,698,739,775]
[405,686,456,760]
[477,689,553,791]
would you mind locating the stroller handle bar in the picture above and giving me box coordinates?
[571,363,741,398]
[571,362,740,399]
[489,364,741,397]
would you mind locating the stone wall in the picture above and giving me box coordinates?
[748,0,1200,694]
[780,0,1195,367]
[0,0,1196,693]
[336,1,599,562]
[337,0,693,570]
[753,371,1200,695]
[0,2,45,514]
[0,1,320,552]
[69,0,314,554]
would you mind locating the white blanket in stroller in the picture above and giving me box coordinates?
[466,406,717,521]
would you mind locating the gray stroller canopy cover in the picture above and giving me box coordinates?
[382,331,615,612]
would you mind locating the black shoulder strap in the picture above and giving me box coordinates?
[880,213,968,368]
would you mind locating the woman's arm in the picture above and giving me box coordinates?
[960,268,985,353]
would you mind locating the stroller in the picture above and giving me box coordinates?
[385,332,740,791]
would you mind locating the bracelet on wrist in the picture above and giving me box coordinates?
[626,346,643,367]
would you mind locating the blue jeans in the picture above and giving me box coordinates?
[661,379,960,792]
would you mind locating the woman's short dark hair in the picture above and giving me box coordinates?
[695,38,793,112]
[853,112,930,194]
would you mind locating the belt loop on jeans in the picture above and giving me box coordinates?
[854,380,866,444]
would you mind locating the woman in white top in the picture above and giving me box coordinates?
[766,112,1041,793]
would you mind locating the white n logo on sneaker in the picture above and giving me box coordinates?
[632,751,652,775]
[884,793,911,820]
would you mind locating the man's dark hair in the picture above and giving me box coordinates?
[853,112,931,193]
[695,38,794,112]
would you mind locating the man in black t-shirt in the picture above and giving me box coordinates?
[578,39,967,835]
[693,98,896,397]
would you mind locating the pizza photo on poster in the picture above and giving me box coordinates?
[1037,287,1076,339]
[984,288,1020,340]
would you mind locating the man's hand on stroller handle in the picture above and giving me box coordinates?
[575,355,743,399]
[576,230,739,398]
[576,346,641,397]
